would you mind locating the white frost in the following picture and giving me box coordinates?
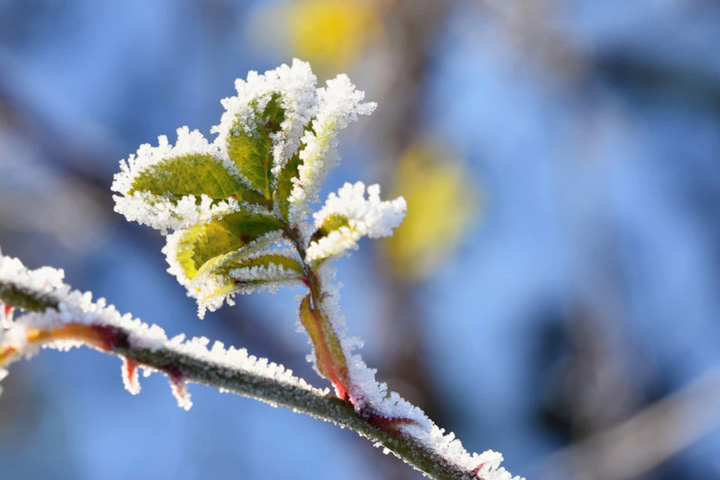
[114,191,242,235]
[306,182,406,261]
[0,247,67,302]
[104,59,523,478]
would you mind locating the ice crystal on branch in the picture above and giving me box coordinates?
[0,247,524,479]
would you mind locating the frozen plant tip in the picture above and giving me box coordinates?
[2,60,524,480]
[110,59,400,401]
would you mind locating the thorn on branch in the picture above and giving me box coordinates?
[165,365,192,410]
[1,304,14,325]
[121,357,141,395]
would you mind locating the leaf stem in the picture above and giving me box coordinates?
[282,223,351,398]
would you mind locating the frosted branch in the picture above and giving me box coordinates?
[0,251,521,480]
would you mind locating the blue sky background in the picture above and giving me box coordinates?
[2,1,720,479]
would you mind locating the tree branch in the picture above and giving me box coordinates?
[0,276,490,480]
[117,341,476,480]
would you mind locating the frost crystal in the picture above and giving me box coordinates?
[0,247,67,300]
[306,182,406,261]
[163,229,291,319]
[112,60,380,314]
[121,357,141,395]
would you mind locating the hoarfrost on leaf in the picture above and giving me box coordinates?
[306,182,406,262]
[111,126,255,234]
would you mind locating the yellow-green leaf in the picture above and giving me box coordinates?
[310,214,350,244]
[220,254,304,279]
[198,253,305,308]
[227,93,285,200]
[128,153,266,206]
[174,211,284,282]
[274,153,301,221]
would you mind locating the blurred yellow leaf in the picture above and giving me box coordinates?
[384,142,479,283]
[286,0,381,71]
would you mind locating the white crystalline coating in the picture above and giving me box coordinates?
[163,230,193,291]
[471,450,524,480]
[0,248,66,301]
[112,126,246,234]
[314,182,406,239]
[113,61,377,231]
[288,75,376,222]
[105,59,523,477]
[114,191,242,235]
[112,127,227,195]
[306,182,406,261]
[212,59,318,176]
[229,259,302,284]
[0,251,323,408]
[162,206,284,290]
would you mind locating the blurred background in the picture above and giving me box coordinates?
[2,1,720,479]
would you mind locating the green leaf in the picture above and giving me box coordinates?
[274,153,301,221]
[128,153,267,206]
[227,93,285,200]
[173,210,284,282]
[310,214,350,244]
[200,254,305,301]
